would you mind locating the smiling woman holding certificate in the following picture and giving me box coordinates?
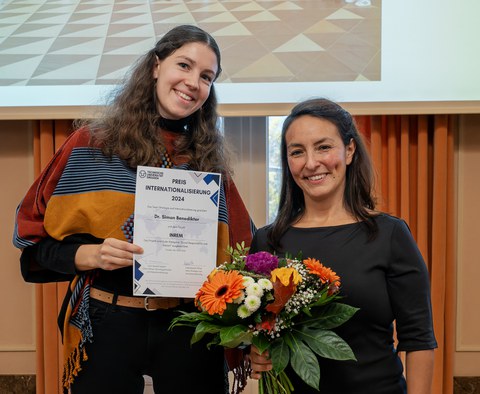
[13,25,254,394]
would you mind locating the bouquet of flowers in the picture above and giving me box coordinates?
[169,242,358,393]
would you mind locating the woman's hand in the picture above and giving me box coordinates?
[75,238,143,271]
[248,345,273,380]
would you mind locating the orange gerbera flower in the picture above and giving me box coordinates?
[304,258,341,287]
[197,270,245,315]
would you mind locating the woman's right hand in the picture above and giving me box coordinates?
[248,345,273,380]
[75,238,143,271]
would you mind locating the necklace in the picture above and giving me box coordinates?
[159,145,172,168]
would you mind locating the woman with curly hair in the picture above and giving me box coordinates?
[13,25,254,394]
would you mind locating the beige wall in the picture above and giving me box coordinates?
[0,121,35,374]
[454,114,480,376]
[1,115,480,378]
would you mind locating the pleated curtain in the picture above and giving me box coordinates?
[33,115,455,394]
[33,120,72,394]
[355,114,456,394]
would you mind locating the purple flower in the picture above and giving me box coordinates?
[245,252,279,275]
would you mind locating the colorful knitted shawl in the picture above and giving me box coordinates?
[13,128,255,390]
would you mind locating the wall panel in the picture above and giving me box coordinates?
[0,121,36,374]
[455,114,480,374]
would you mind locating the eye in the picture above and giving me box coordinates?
[316,144,331,152]
[201,73,213,83]
[288,149,303,157]
[178,62,190,69]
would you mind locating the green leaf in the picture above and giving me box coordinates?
[290,338,320,390]
[299,302,359,330]
[219,325,251,348]
[191,321,222,345]
[252,333,270,354]
[206,335,221,350]
[270,339,290,373]
[296,327,356,361]
[216,303,244,325]
[169,311,217,331]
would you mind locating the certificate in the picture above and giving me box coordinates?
[133,166,221,298]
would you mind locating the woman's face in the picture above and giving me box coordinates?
[285,115,355,205]
[153,42,218,120]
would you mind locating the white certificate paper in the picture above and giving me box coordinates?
[133,166,221,298]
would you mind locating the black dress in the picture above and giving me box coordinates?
[250,214,437,394]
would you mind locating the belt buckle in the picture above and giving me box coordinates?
[144,296,157,311]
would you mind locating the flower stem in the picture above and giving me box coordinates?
[259,371,293,394]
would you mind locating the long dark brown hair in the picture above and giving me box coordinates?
[78,25,230,174]
[268,98,377,250]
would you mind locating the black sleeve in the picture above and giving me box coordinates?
[387,220,438,351]
[249,233,259,254]
[20,233,104,283]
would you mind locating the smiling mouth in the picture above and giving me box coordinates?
[307,174,327,181]
[175,90,193,102]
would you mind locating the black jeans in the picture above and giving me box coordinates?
[71,298,227,394]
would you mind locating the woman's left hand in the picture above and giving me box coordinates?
[248,345,272,380]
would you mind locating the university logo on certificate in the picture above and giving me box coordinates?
[133,166,221,298]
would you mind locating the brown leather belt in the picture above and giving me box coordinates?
[90,287,187,311]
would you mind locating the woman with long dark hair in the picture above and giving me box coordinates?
[248,98,436,393]
[14,25,254,394]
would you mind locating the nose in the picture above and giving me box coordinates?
[185,73,199,90]
[304,151,318,170]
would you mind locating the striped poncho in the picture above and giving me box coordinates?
[13,127,255,389]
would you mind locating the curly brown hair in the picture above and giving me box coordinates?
[78,25,230,174]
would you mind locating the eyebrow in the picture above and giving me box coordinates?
[287,137,333,148]
[287,142,303,149]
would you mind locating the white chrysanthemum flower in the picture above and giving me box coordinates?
[233,291,245,304]
[237,304,252,318]
[257,278,273,291]
[244,295,261,312]
[242,276,255,288]
[246,283,264,298]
